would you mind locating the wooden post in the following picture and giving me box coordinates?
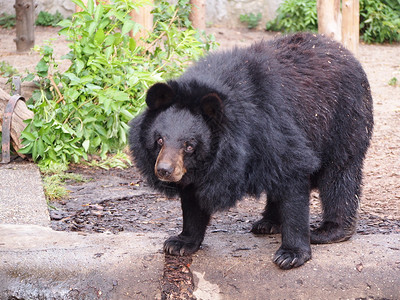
[14,0,36,52]
[317,0,342,42]
[0,88,34,155]
[342,0,359,56]
[189,0,205,30]
[130,1,154,44]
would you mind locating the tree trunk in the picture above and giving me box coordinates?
[0,88,34,154]
[317,0,342,42]
[190,0,205,30]
[342,0,359,56]
[14,0,36,52]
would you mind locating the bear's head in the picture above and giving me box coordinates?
[145,82,223,183]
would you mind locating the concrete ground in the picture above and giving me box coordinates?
[0,162,399,299]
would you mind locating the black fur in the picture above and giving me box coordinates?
[129,32,374,269]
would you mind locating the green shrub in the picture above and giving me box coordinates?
[20,0,217,166]
[266,0,317,33]
[0,61,19,78]
[266,0,400,43]
[35,11,65,27]
[360,0,400,43]
[0,13,16,28]
[240,12,262,29]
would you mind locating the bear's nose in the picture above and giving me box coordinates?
[156,162,174,179]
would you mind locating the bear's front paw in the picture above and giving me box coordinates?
[273,247,311,270]
[163,235,201,256]
[251,218,281,234]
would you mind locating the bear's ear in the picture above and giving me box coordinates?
[146,83,175,111]
[200,93,223,122]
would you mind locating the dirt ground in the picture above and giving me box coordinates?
[0,26,399,237]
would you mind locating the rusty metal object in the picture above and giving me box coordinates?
[1,94,25,164]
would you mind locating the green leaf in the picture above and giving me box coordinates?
[104,97,112,112]
[86,83,102,90]
[75,59,85,74]
[82,139,90,152]
[93,123,107,136]
[36,59,49,77]
[37,139,45,157]
[105,46,113,59]
[87,0,94,15]
[18,143,33,154]
[71,0,86,12]
[94,3,104,23]
[82,116,98,124]
[94,28,106,45]
[120,109,134,120]
[103,35,115,47]
[32,140,38,160]
[129,37,136,51]
[63,72,81,84]
[119,126,127,144]
[121,20,136,35]
[21,131,37,142]
[87,21,97,36]
[22,73,35,82]
[64,88,81,101]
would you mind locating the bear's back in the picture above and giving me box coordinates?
[176,32,373,168]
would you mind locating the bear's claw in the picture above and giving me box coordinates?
[251,219,281,234]
[273,247,311,270]
[163,235,201,256]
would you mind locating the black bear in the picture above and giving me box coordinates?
[129,32,373,269]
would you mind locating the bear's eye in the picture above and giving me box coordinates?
[157,137,164,146]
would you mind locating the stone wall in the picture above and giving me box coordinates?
[0,0,282,28]
[206,0,282,28]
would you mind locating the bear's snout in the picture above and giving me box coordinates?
[156,162,174,178]
[155,146,186,182]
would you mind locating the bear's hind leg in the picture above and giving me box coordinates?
[251,198,281,234]
[164,185,210,256]
[311,160,363,244]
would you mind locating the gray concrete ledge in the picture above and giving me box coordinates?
[194,232,400,300]
[1,224,399,299]
[0,224,165,299]
[0,163,49,226]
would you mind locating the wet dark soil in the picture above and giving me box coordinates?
[49,165,400,236]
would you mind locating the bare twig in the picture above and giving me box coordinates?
[49,75,64,104]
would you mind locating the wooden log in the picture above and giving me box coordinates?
[317,0,342,42]
[14,0,36,52]
[0,88,34,154]
[342,0,359,56]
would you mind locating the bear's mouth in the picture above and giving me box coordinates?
[154,147,186,182]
